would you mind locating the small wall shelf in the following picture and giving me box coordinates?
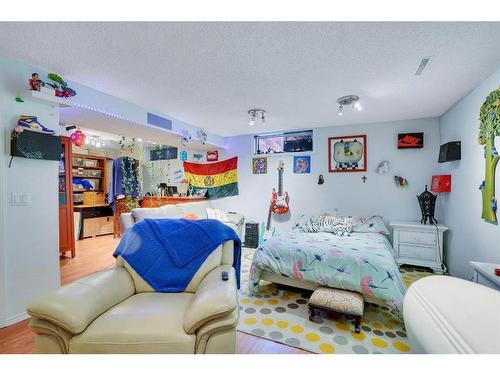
[26,90,73,108]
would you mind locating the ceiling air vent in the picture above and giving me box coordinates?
[415,56,432,76]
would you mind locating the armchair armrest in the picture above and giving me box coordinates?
[27,268,135,335]
[120,212,135,233]
[183,265,238,334]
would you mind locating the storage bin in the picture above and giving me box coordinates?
[86,169,102,178]
[84,159,98,168]
[73,193,84,203]
[83,191,105,206]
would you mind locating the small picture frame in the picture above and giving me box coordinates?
[252,157,267,174]
[328,134,367,172]
[293,156,311,173]
[398,132,424,149]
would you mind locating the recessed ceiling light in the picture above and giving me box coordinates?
[415,56,432,76]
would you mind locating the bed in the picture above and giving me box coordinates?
[249,225,407,317]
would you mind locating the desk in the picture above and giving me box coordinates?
[74,204,114,239]
[141,196,207,208]
[469,261,500,291]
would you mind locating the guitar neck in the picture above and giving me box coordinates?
[278,169,283,196]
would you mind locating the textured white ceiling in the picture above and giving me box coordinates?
[1,22,500,136]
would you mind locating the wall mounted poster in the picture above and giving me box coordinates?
[293,156,311,173]
[207,150,219,162]
[328,134,367,172]
[398,132,424,149]
[252,157,267,174]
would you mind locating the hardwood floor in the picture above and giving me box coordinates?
[0,234,310,354]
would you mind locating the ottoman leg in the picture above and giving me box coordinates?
[353,317,361,334]
[308,306,316,322]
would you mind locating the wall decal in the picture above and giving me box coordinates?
[318,174,325,185]
[192,152,203,162]
[328,135,367,172]
[394,175,409,188]
[398,132,424,149]
[180,150,188,161]
[376,160,391,174]
[362,175,367,183]
[293,156,311,174]
[196,129,208,145]
[207,150,219,162]
[478,87,500,223]
[181,129,191,146]
[252,157,267,174]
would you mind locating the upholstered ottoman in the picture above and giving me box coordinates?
[308,287,365,333]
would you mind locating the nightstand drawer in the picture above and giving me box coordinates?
[399,230,436,246]
[398,244,436,261]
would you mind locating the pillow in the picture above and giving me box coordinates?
[319,216,353,236]
[295,214,352,236]
[206,208,229,222]
[351,215,390,235]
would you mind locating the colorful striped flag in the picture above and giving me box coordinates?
[183,156,239,199]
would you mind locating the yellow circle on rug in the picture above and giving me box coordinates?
[262,318,274,326]
[393,341,411,352]
[319,343,335,354]
[277,321,289,328]
[371,338,388,348]
[335,322,349,331]
[373,322,382,329]
[351,332,366,341]
[384,322,395,329]
[280,295,291,301]
[291,325,304,333]
[267,299,278,305]
[244,317,257,325]
[240,298,249,304]
[306,333,320,342]
[253,300,264,306]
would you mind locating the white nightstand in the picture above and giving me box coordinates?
[390,221,448,274]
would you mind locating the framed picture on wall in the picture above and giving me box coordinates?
[293,156,311,173]
[252,157,267,174]
[328,134,367,172]
[398,132,424,149]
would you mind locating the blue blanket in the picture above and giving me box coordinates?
[113,218,241,291]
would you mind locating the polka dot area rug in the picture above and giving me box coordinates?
[238,247,433,354]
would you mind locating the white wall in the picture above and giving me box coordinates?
[0,56,61,326]
[439,66,500,279]
[216,118,442,234]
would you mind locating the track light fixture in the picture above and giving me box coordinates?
[337,95,362,115]
[248,109,266,126]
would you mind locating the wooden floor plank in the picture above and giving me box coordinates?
[0,234,310,354]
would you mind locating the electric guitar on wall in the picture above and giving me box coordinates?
[271,161,290,214]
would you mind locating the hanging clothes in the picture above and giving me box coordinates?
[108,156,139,207]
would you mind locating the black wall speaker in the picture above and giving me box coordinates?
[438,141,461,163]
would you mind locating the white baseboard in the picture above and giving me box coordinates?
[1,311,29,328]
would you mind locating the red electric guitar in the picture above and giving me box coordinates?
[271,161,289,214]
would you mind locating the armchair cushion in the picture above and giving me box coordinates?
[27,268,135,334]
[69,293,196,354]
[183,265,238,334]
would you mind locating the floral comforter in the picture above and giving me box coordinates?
[249,231,407,316]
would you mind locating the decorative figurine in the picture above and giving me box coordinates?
[46,72,77,98]
[29,73,45,91]
[417,185,438,225]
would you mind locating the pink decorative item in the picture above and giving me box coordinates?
[70,130,86,147]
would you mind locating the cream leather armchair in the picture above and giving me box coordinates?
[27,241,239,354]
